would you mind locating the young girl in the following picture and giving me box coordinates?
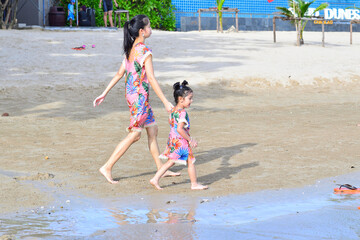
[150,81,208,190]
[93,15,179,184]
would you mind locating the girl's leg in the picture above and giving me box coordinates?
[187,160,208,190]
[146,125,180,177]
[150,160,175,190]
[99,131,141,184]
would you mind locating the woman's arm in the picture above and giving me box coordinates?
[93,63,125,107]
[144,55,173,112]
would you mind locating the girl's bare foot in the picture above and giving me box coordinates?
[162,170,181,178]
[150,178,163,190]
[99,167,118,184]
[191,184,208,190]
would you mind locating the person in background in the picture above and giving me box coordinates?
[67,0,75,27]
[99,0,118,27]
[79,5,91,26]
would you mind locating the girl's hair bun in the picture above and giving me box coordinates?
[181,80,188,86]
[173,82,181,91]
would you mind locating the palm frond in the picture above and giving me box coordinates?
[275,6,294,18]
[313,3,329,13]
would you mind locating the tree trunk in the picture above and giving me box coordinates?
[0,0,10,29]
[219,12,223,32]
[295,20,301,46]
[9,0,19,29]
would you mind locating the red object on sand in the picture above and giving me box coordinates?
[72,47,85,51]
[334,188,360,194]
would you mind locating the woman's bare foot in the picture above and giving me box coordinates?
[162,170,181,178]
[191,184,208,190]
[99,167,118,184]
[150,178,163,190]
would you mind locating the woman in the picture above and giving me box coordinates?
[93,15,179,184]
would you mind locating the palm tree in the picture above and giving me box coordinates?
[216,0,226,32]
[276,0,328,44]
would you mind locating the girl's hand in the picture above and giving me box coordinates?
[189,138,198,148]
[165,101,174,113]
[93,94,106,107]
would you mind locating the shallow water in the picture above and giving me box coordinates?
[1,172,360,239]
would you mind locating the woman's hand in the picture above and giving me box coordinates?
[164,101,174,113]
[93,93,106,107]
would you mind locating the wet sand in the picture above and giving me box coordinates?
[1,29,360,223]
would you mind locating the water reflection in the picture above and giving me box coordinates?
[107,207,196,224]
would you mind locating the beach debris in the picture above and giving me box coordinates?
[0,234,16,240]
[358,207,360,210]
[200,199,209,204]
[66,200,71,203]
[166,200,176,204]
[92,44,96,48]
[14,172,54,181]
[1,112,9,117]
[351,166,355,168]
[45,156,49,160]
[72,46,85,51]
[225,25,236,33]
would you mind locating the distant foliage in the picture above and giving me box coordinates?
[57,0,176,30]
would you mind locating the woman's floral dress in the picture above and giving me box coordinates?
[123,42,155,132]
[159,108,196,165]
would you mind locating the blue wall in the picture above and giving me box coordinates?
[172,0,360,30]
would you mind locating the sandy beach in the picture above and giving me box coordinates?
[1,28,360,237]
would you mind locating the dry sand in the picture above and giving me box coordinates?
[1,29,360,214]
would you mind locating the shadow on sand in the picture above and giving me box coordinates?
[164,143,258,187]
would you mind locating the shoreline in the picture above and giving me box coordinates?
[1,30,360,221]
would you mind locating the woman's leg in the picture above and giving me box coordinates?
[99,131,141,184]
[103,12,108,27]
[150,160,175,190]
[187,160,208,190]
[146,125,180,177]
[108,10,114,27]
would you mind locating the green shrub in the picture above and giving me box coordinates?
[57,0,176,30]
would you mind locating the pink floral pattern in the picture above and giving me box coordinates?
[159,108,196,165]
[124,42,155,132]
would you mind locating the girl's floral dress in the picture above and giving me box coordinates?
[123,42,155,132]
[159,108,196,165]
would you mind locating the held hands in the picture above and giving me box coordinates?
[93,93,106,107]
[165,101,174,113]
[189,138,198,149]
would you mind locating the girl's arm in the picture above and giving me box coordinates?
[144,55,173,112]
[177,122,197,148]
[99,0,102,8]
[93,63,125,107]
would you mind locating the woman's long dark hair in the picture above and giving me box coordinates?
[173,80,193,104]
[123,15,150,59]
